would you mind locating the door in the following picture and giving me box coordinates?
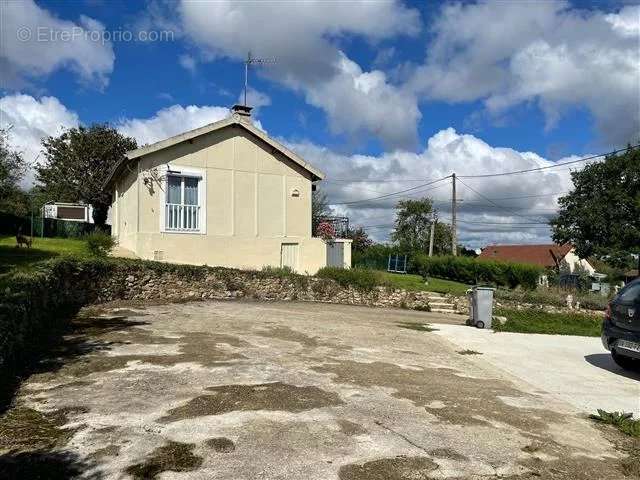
[281,243,299,271]
[326,242,344,267]
[611,281,640,332]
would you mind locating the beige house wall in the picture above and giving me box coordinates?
[111,125,330,273]
[563,249,596,275]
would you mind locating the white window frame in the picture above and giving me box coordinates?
[158,164,207,234]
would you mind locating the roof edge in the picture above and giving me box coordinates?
[104,115,324,189]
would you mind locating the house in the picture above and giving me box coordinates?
[42,202,95,223]
[103,105,351,273]
[478,243,595,286]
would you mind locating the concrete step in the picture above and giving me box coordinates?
[430,307,457,314]
[429,301,454,308]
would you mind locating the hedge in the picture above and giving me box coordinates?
[316,267,391,292]
[413,254,542,290]
[352,244,404,270]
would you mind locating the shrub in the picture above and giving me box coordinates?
[316,267,389,292]
[413,254,542,290]
[260,265,296,278]
[352,244,403,270]
[85,231,116,257]
[316,221,336,241]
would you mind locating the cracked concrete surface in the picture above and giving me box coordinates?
[1,301,637,479]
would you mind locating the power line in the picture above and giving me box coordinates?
[329,182,449,206]
[322,145,638,185]
[330,175,451,206]
[456,177,548,224]
[458,144,639,179]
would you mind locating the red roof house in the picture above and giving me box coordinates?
[478,243,594,273]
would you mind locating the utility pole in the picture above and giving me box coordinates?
[428,215,435,257]
[451,173,457,256]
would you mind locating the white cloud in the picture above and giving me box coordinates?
[0,94,80,186]
[0,92,584,248]
[116,104,231,146]
[237,87,271,113]
[0,95,261,188]
[178,53,197,74]
[149,0,422,148]
[290,128,578,247]
[0,0,115,89]
[408,0,640,145]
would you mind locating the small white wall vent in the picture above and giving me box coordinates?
[291,188,300,198]
[153,250,164,261]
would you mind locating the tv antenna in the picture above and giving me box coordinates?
[243,51,276,106]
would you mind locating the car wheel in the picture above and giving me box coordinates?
[612,350,639,371]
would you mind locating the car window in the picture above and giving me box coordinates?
[618,282,640,303]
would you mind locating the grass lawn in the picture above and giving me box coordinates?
[381,272,469,296]
[0,235,88,275]
[493,307,602,337]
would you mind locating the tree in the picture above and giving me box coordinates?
[0,128,26,213]
[550,147,640,265]
[312,190,333,234]
[344,226,373,253]
[391,197,452,254]
[36,124,137,225]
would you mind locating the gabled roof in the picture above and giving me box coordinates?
[478,243,574,268]
[104,113,324,188]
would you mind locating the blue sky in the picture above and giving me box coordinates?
[1,0,638,246]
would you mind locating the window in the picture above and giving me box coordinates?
[165,175,201,231]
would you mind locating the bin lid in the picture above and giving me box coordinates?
[474,286,495,291]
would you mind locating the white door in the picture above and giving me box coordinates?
[281,243,299,270]
[326,242,344,267]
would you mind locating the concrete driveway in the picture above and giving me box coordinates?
[433,324,640,417]
[1,301,637,479]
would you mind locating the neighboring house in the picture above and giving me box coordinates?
[478,243,596,286]
[42,202,94,223]
[104,105,351,273]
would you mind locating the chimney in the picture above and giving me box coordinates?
[231,104,252,118]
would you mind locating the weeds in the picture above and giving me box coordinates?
[492,308,601,337]
[590,410,640,437]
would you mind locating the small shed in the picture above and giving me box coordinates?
[42,202,94,223]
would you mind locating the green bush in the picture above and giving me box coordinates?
[352,244,403,270]
[413,254,542,290]
[493,307,601,336]
[316,267,390,292]
[85,231,116,257]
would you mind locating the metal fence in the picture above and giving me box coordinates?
[0,212,108,238]
[387,254,408,273]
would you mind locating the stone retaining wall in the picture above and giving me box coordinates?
[93,265,436,311]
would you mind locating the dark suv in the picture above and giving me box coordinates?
[602,278,640,371]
